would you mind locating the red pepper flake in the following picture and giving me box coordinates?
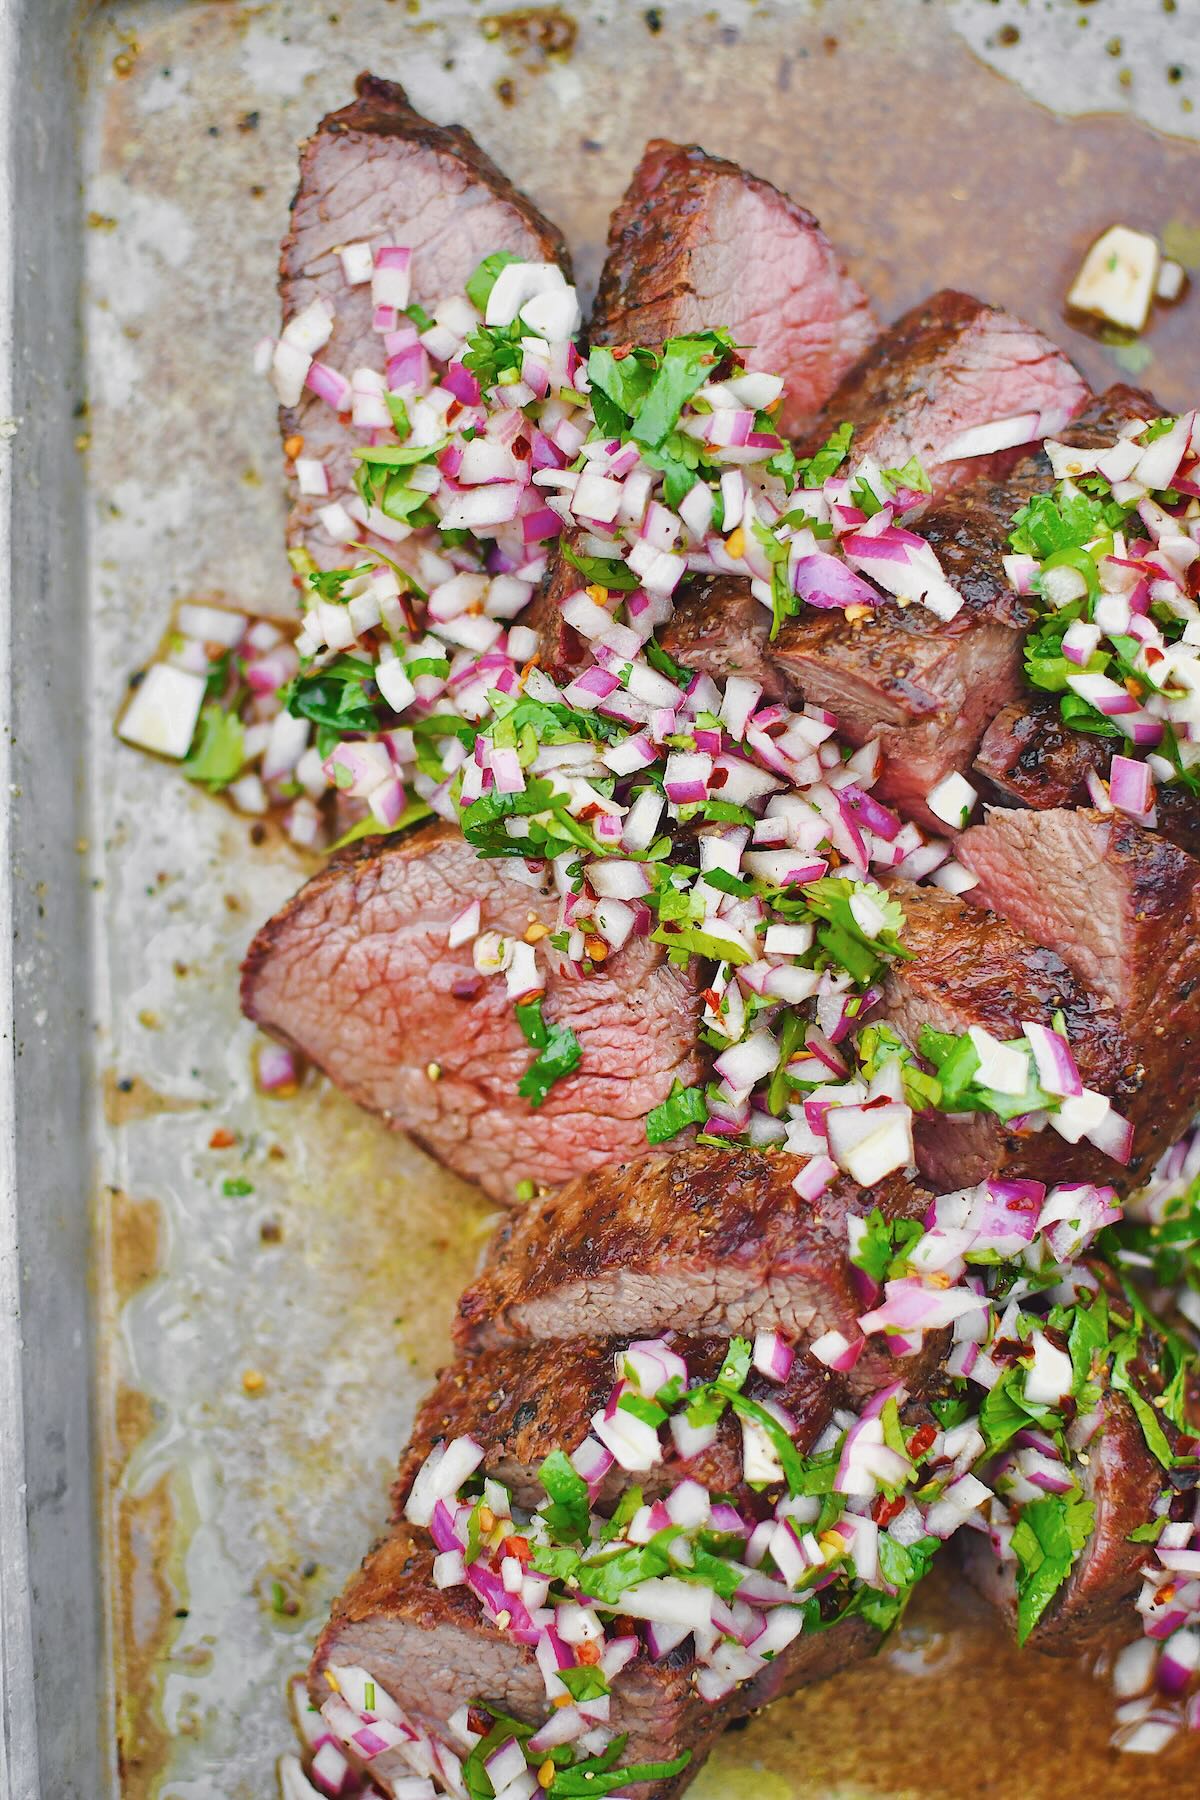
[906,1423,937,1460]
[871,1494,905,1527]
[502,1535,531,1563]
[208,1127,237,1150]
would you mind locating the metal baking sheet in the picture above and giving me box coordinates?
[4,2,1200,1797]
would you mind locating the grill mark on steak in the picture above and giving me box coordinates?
[239,821,703,1205]
[591,140,879,438]
[879,881,1151,1193]
[801,289,1088,503]
[453,1146,930,1391]
[391,1336,841,1519]
[279,73,570,570]
[311,1524,881,1797]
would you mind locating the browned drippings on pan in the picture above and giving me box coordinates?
[83,1,1200,1794]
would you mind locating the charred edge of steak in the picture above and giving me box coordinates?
[452,1145,930,1370]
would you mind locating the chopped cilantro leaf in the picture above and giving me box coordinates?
[645,1080,708,1145]
[282,655,380,740]
[556,1665,610,1704]
[462,319,525,392]
[631,332,731,449]
[1008,489,1123,561]
[798,421,854,486]
[538,1450,591,1544]
[181,704,245,792]
[305,562,372,602]
[1011,1490,1094,1645]
[518,1019,582,1108]
[561,542,639,590]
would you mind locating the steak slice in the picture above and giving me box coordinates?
[880,881,1147,1193]
[391,1336,840,1518]
[534,143,877,683]
[311,1526,880,1798]
[280,73,570,569]
[803,289,1088,502]
[240,821,702,1205]
[960,1387,1159,1656]
[453,1146,929,1390]
[958,806,1200,1060]
[975,698,1200,861]
[591,140,878,437]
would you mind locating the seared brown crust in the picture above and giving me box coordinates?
[391,1336,840,1519]
[591,140,877,436]
[453,1146,929,1391]
[312,1523,880,1796]
[963,1263,1176,1656]
[660,385,1155,833]
[959,1389,1160,1655]
[882,881,1149,1192]
[279,73,569,568]
[282,71,571,296]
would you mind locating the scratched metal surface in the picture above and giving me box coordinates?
[69,2,1200,1797]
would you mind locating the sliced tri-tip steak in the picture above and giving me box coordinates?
[591,139,878,438]
[392,1336,841,1519]
[453,1146,930,1390]
[239,821,702,1205]
[531,143,877,681]
[974,699,1200,860]
[958,806,1200,1087]
[279,73,569,569]
[880,881,1148,1193]
[311,1526,880,1799]
[802,289,1088,502]
[959,1386,1160,1657]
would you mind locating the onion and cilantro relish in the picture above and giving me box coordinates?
[125,238,1150,1167]
[1006,408,1200,799]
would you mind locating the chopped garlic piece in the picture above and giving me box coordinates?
[118,663,206,760]
[1068,225,1160,333]
[1156,259,1187,303]
[926,771,978,830]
